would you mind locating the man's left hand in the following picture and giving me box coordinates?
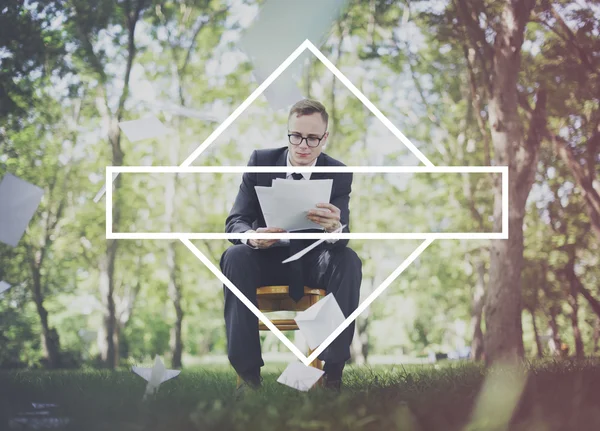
[307,203,342,232]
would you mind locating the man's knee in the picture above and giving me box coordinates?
[220,244,256,270]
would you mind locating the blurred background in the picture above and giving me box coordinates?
[0,0,599,371]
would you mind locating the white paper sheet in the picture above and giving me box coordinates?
[277,362,324,391]
[132,355,180,399]
[0,174,44,247]
[254,186,278,228]
[294,293,346,350]
[156,102,223,122]
[255,179,332,231]
[0,281,12,294]
[118,116,170,142]
[282,224,346,264]
[92,172,120,203]
[239,0,349,110]
[132,366,180,384]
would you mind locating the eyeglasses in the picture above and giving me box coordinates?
[287,131,327,148]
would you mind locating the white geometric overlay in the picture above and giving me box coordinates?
[104,39,508,366]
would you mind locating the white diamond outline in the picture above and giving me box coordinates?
[103,38,510,366]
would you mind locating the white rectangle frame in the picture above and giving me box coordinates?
[105,165,508,241]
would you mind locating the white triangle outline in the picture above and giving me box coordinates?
[181,237,433,365]
[179,38,434,168]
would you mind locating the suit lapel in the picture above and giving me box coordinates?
[270,148,288,184]
[309,153,328,181]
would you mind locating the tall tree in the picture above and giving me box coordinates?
[67,0,150,368]
[447,0,543,365]
[146,0,229,368]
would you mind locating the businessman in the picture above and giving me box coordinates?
[220,99,362,392]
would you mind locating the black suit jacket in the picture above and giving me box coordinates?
[225,146,352,250]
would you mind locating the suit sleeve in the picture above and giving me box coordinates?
[321,172,352,250]
[225,150,260,245]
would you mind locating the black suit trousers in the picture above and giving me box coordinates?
[219,243,362,375]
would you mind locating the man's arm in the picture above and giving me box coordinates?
[322,172,352,250]
[225,150,260,245]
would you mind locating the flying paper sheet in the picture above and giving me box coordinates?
[77,329,97,343]
[132,355,181,399]
[132,365,181,384]
[93,116,168,202]
[0,281,12,295]
[282,224,346,264]
[239,0,350,110]
[277,362,324,391]
[156,102,223,122]
[0,173,44,248]
[118,116,170,142]
[295,293,346,350]
[92,172,120,203]
[255,179,333,231]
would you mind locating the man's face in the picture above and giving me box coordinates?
[287,112,328,166]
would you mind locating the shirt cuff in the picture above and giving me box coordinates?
[241,236,258,249]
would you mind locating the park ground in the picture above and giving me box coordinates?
[1,359,600,431]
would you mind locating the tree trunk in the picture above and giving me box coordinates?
[165,156,183,368]
[167,243,184,368]
[484,0,540,366]
[165,53,188,369]
[570,271,600,320]
[33,291,61,368]
[552,131,600,243]
[567,291,584,359]
[592,317,600,355]
[99,244,119,368]
[547,307,562,357]
[560,253,587,359]
[28,252,61,368]
[93,3,144,368]
[564,263,585,359]
[350,277,372,365]
[530,308,543,358]
[469,259,486,361]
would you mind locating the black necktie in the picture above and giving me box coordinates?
[289,173,305,301]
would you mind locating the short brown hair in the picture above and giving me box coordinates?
[288,99,329,129]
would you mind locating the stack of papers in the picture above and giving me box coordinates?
[0,173,44,247]
[255,179,333,231]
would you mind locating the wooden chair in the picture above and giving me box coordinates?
[236,285,326,387]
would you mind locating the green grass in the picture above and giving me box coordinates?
[2,360,600,430]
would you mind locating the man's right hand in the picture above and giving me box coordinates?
[247,227,286,249]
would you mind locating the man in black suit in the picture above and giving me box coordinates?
[220,99,362,392]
